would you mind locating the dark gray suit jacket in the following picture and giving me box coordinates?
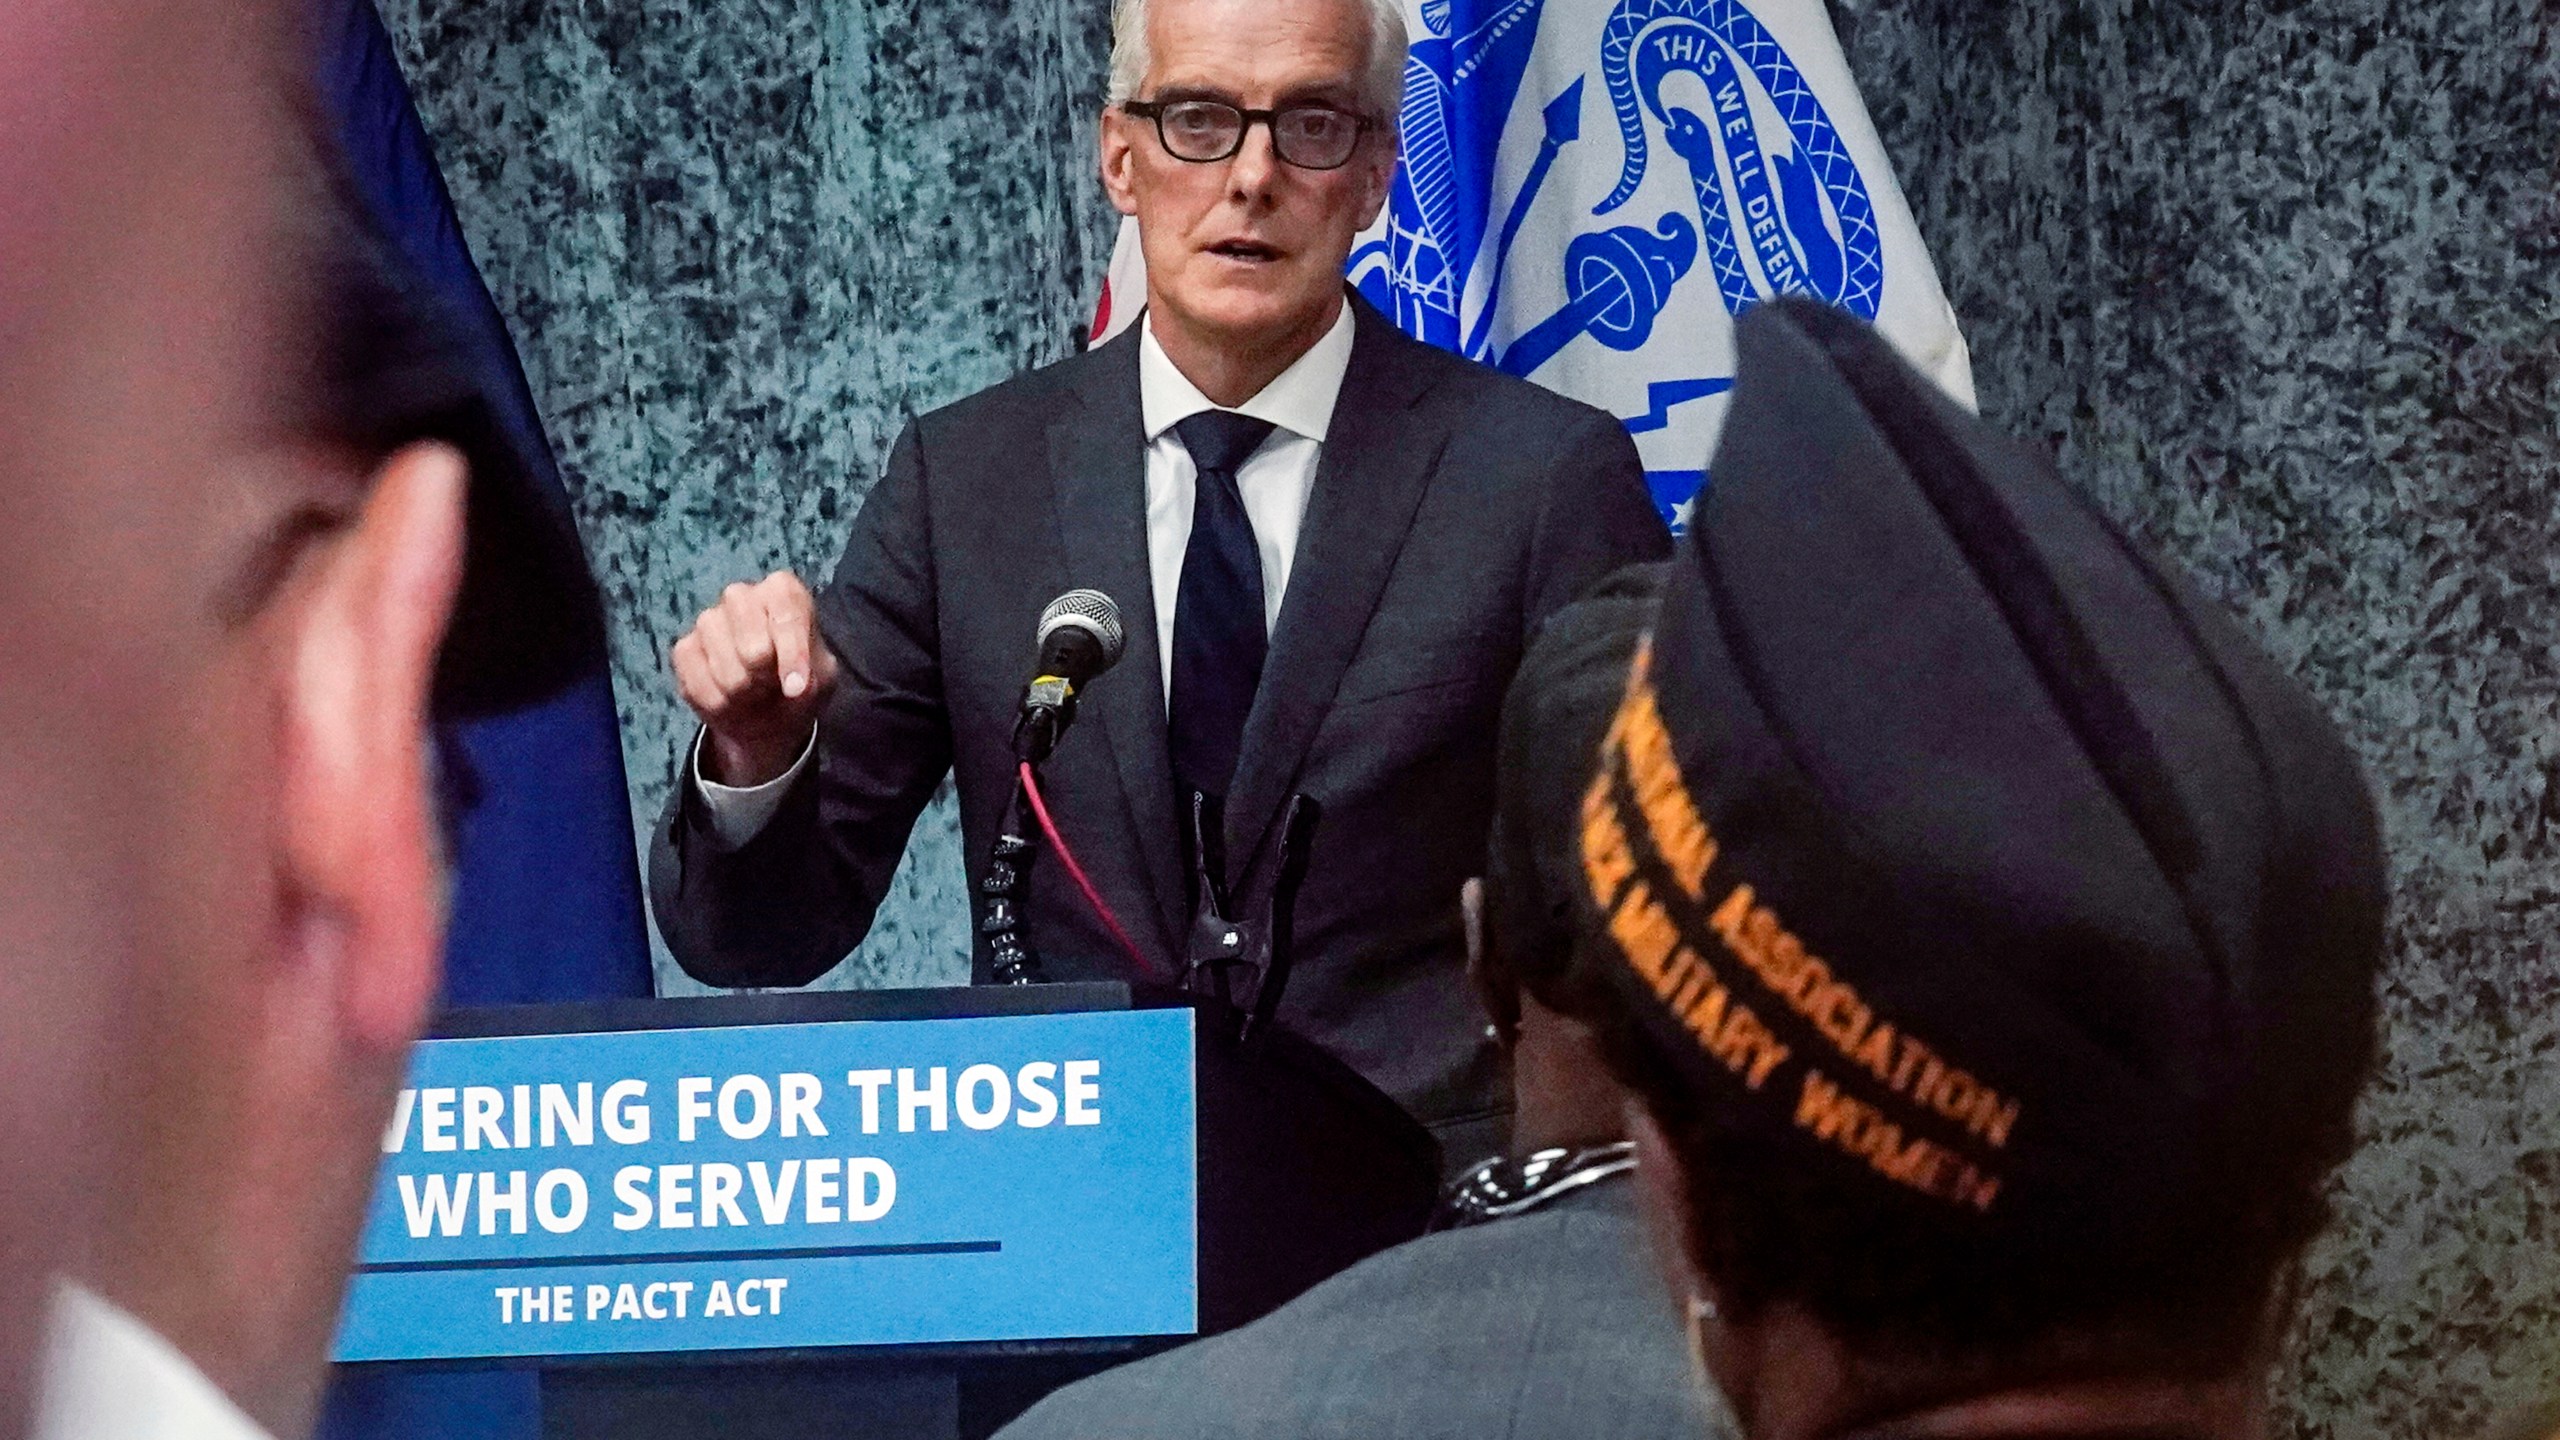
[650,293,1667,1127]
[992,1180,1722,1440]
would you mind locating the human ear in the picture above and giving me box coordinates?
[275,440,465,1056]
[1629,1103,1709,1313]
[1099,110,1140,217]
[1352,131,1396,230]
[1630,1103,1746,1408]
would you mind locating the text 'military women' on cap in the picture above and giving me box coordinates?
[1584,298,2385,1260]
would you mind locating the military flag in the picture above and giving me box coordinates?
[1091,0,1975,530]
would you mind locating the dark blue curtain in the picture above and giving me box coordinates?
[311,0,656,1433]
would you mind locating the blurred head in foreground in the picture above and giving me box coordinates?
[0,3,308,1432]
[0,11,596,1435]
[1584,299,2386,1439]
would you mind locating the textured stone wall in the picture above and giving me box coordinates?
[381,0,2557,1432]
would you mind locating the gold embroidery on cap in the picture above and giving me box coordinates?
[1584,634,2022,1214]
[1581,773,1639,911]
[1794,1069,2003,1213]
[1599,640,1717,901]
[1586,764,1790,1093]
[1600,873,1793,1093]
[1710,885,2020,1152]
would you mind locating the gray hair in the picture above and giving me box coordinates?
[1107,0,1410,124]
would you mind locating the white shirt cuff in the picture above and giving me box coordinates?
[691,725,817,849]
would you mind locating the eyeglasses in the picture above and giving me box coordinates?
[1120,99,1374,171]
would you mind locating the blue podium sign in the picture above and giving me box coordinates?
[334,1006,1198,1362]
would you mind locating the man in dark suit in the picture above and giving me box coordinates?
[991,566,1720,1440]
[651,0,1667,1143]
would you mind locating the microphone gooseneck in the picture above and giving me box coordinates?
[989,590,1127,984]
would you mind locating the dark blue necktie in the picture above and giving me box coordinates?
[1169,411,1278,804]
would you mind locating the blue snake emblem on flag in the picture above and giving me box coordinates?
[1348,0,1886,524]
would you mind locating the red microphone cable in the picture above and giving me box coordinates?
[1017,761,1160,979]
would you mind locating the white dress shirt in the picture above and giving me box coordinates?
[35,1284,276,1440]
[694,303,1357,849]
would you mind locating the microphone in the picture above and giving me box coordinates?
[988,590,1128,985]
[1015,589,1125,763]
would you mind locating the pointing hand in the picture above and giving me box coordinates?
[670,571,839,787]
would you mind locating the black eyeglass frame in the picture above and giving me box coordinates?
[1119,98,1379,171]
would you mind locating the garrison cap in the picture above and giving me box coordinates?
[1584,298,2384,1246]
[1488,562,1668,986]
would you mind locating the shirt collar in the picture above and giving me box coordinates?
[1138,300,1356,446]
[35,1284,278,1440]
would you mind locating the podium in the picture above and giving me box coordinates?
[338,981,1441,1438]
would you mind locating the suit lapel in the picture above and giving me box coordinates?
[1047,330,1188,958]
[1225,296,1448,875]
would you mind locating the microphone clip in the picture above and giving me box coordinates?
[1179,790,1248,1001]
[1179,789,1323,1045]
[1013,675,1077,764]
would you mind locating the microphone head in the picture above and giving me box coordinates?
[1036,589,1126,681]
